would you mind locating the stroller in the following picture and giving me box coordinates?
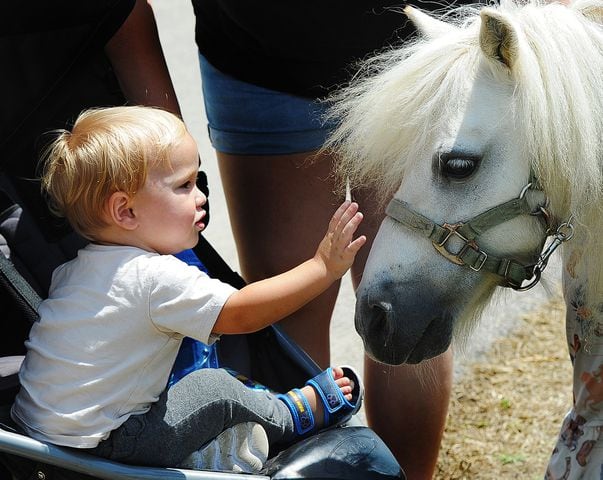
[0,173,405,480]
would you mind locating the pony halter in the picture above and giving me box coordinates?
[385,184,572,291]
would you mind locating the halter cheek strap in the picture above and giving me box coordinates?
[385,190,551,290]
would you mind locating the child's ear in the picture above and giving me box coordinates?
[107,191,138,230]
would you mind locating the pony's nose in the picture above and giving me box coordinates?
[355,276,455,365]
[355,289,410,365]
[365,300,395,343]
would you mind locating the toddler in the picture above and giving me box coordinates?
[11,106,366,472]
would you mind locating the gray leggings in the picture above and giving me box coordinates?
[87,368,296,467]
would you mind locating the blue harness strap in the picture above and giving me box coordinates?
[168,250,217,387]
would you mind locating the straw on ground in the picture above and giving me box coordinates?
[436,294,572,479]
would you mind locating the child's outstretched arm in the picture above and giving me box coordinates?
[213,201,366,334]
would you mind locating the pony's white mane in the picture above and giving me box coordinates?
[327,0,603,209]
[325,0,603,295]
[326,4,483,200]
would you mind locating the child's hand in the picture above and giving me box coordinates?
[215,201,366,335]
[314,201,366,280]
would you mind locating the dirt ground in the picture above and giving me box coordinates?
[435,293,573,480]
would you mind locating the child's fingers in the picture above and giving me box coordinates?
[338,211,364,244]
[332,202,360,237]
[328,200,352,232]
[322,202,366,268]
[346,235,367,254]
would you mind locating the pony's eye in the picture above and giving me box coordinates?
[441,157,477,179]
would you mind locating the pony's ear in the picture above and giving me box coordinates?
[404,6,457,38]
[479,8,519,69]
[578,1,603,23]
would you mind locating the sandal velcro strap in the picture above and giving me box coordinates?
[306,366,363,427]
[278,388,315,436]
[306,371,344,415]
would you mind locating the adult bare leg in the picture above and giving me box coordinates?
[217,150,342,367]
[351,187,454,478]
[364,351,453,479]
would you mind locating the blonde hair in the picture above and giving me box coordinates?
[41,106,187,240]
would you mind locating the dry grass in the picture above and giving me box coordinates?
[435,294,573,480]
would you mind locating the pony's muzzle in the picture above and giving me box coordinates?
[355,277,454,365]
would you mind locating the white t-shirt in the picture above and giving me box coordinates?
[11,244,236,448]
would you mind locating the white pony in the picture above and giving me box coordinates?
[326,0,603,477]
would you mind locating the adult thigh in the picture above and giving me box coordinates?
[217,150,343,365]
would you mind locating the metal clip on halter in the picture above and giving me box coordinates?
[515,215,575,291]
[537,216,575,272]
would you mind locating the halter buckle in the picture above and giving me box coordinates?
[469,249,488,272]
[432,223,488,271]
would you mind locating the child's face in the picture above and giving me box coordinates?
[132,133,207,254]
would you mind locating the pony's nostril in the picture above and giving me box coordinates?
[369,300,393,315]
[376,301,392,313]
[372,301,392,317]
[369,301,392,334]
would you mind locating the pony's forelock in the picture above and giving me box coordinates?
[324,5,483,203]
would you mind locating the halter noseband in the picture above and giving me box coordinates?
[385,184,572,290]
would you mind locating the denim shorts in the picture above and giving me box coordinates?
[199,54,332,155]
